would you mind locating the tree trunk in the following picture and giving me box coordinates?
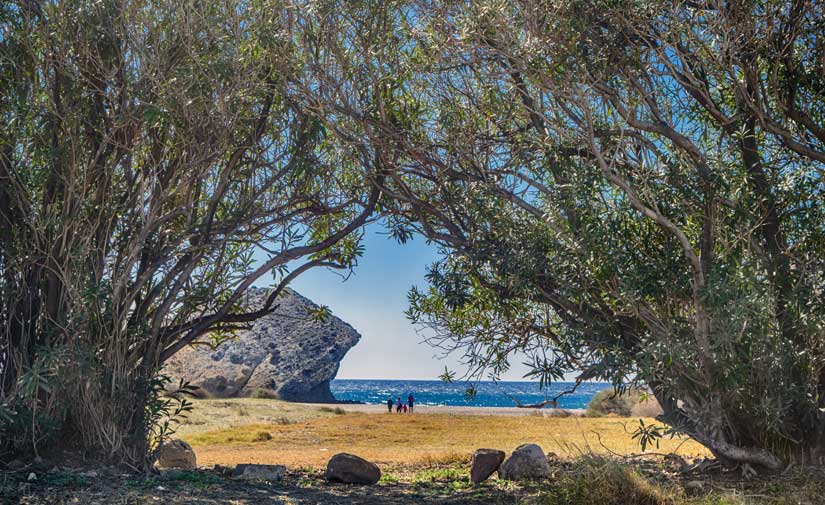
[48,354,156,470]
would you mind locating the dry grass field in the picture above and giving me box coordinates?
[176,398,709,469]
[9,399,824,504]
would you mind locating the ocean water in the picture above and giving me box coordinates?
[330,379,610,410]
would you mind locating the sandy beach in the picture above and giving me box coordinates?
[298,402,585,416]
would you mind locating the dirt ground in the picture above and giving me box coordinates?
[1,465,553,505]
[5,457,825,505]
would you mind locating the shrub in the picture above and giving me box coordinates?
[631,397,664,418]
[252,431,272,442]
[587,388,664,418]
[251,389,275,399]
[318,406,346,415]
[587,389,635,417]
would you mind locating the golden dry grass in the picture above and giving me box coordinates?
[177,399,709,469]
[172,398,340,439]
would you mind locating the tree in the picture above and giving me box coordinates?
[306,0,825,469]
[0,0,379,466]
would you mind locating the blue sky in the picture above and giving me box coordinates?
[265,223,536,380]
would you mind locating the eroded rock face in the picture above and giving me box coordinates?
[163,288,360,402]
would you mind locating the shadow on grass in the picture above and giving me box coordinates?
[5,458,825,505]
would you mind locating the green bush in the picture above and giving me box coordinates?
[251,388,275,399]
[586,388,641,417]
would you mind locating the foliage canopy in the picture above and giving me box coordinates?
[0,0,378,465]
[302,0,825,469]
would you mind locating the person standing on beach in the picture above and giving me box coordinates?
[387,396,394,413]
[396,397,403,413]
[407,393,415,413]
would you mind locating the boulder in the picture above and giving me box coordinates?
[470,449,505,483]
[684,480,705,496]
[325,453,381,485]
[498,444,551,481]
[231,464,286,481]
[164,288,361,402]
[213,464,232,477]
[155,440,196,470]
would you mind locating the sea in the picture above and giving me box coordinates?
[330,379,610,410]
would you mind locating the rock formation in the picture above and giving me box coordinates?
[163,287,360,402]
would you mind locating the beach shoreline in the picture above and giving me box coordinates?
[296,402,586,416]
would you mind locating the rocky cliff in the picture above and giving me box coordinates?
[163,287,360,402]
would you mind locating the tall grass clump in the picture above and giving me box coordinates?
[541,457,676,505]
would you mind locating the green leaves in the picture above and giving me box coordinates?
[146,376,199,452]
[630,419,669,453]
[0,0,380,465]
[438,366,456,383]
[306,305,332,324]
[309,0,825,465]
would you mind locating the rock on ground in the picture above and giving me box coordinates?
[231,464,286,481]
[684,480,705,496]
[163,287,361,402]
[156,440,196,470]
[498,444,552,481]
[470,449,505,483]
[325,453,381,485]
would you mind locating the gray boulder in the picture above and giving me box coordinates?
[156,439,196,470]
[498,444,551,481]
[470,448,505,483]
[325,453,381,484]
[231,464,286,481]
[164,288,360,402]
[684,480,705,496]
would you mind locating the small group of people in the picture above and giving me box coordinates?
[387,393,415,413]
